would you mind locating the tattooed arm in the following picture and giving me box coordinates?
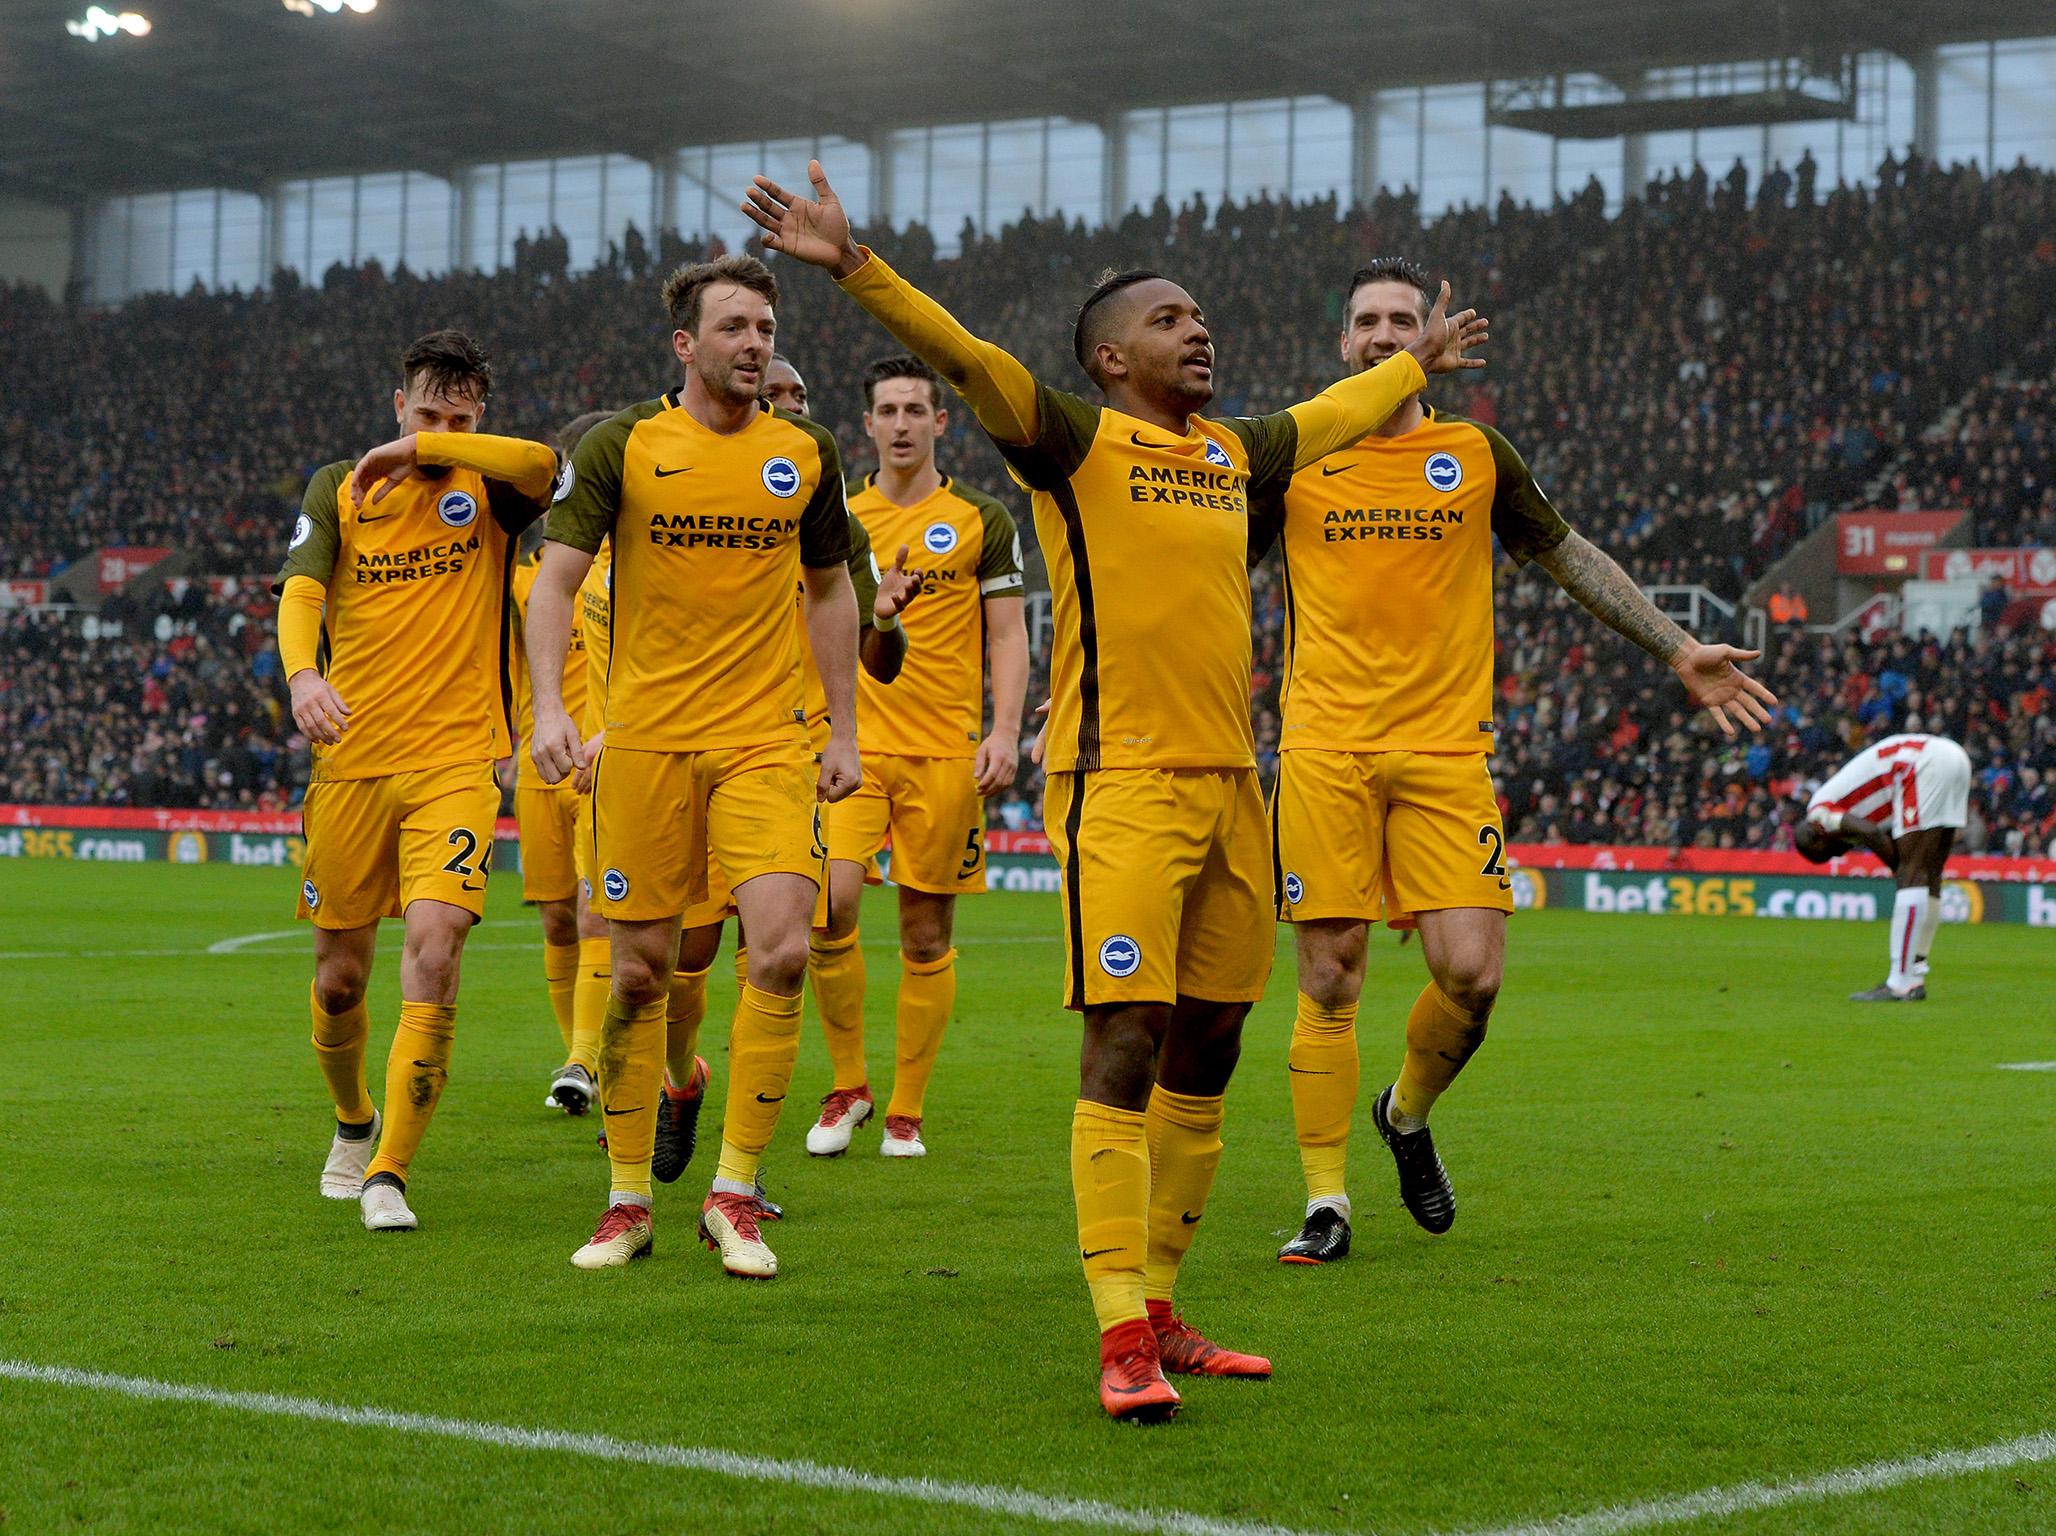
[1532,529,1778,736]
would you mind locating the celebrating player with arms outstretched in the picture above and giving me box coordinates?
[745,162,1485,1420]
[278,330,561,1233]
[525,256,863,1280]
[1797,732,1973,1001]
[804,354,1028,1162]
[1251,260,1775,1265]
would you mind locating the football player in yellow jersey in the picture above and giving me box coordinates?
[276,330,561,1234]
[508,410,613,1114]
[1252,260,1776,1265]
[524,256,864,1280]
[802,354,1027,1161]
[746,163,1485,1420]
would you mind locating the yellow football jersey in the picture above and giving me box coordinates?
[578,540,613,741]
[546,394,852,754]
[508,547,589,786]
[999,388,1297,772]
[277,460,548,780]
[847,474,1022,759]
[798,514,886,752]
[1249,406,1569,754]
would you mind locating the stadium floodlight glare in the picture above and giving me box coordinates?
[65,7,151,39]
[279,0,377,14]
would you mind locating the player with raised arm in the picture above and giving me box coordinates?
[508,410,613,1113]
[744,162,1484,1419]
[803,354,1028,1161]
[277,330,560,1233]
[1797,732,1973,1001]
[1251,260,1776,1265]
[524,256,862,1280]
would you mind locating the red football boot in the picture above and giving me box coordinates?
[1147,1300,1272,1378]
[1099,1318,1180,1423]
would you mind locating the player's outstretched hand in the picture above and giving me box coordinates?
[818,736,861,804]
[1405,281,1489,375]
[743,161,866,279]
[530,707,587,787]
[1672,643,1778,736]
[875,544,923,622]
[288,670,350,745]
[349,434,422,508]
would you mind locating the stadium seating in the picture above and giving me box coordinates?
[3,153,2052,852]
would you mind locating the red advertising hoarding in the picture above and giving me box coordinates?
[1920,545,2056,595]
[96,546,171,594]
[1834,512,1963,576]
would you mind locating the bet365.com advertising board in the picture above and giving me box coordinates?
[5,807,2055,927]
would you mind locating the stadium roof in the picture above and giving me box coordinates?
[6,0,2054,201]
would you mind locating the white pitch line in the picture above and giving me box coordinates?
[0,1360,1317,1536]
[1458,1428,2056,1536]
[1996,1061,2056,1072]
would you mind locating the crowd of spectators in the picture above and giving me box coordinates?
[4,150,2054,853]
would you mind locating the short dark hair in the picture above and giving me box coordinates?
[400,329,491,402]
[1793,822,1842,864]
[1072,268,1164,379]
[1346,258,1433,324]
[661,254,778,334]
[863,355,943,409]
[556,410,614,458]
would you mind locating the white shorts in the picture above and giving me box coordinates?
[1810,737,1970,838]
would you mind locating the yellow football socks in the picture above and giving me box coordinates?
[665,965,708,1089]
[1071,1099,1150,1332]
[364,1001,456,1187]
[1392,982,1488,1126]
[569,937,609,1075]
[714,984,803,1185]
[1143,1086,1224,1302]
[884,948,956,1120]
[732,943,750,994]
[598,992,665,1200]
[1289,992,1359,1204]
[807,929,869,1091]
[542,941,579,1054]
[309,981,374,1126]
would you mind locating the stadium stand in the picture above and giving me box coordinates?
[4,154,2053,851]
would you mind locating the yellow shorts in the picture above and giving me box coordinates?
[516,783,580,903]
[829,753,984,895]
[1273,748,1513,927]
[1045,767,1273,1011]
[298,761,501,930]
[575,765,737,929]
[588,742,822,923]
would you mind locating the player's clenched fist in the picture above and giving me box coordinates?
[529,706,587,786]
[288,670,351,745]
[818,736,861,804]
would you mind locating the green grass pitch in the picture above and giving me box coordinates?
[1,860,2052,1534]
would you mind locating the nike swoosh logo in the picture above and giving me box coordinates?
[653,465,693,478]
[460,880,485,892]
[1104,1382,1155,1396]
[1319,464,1354,477]
[1497,878,1512,890]
[358,511,395,523]
[603,1106,641,1117]
[1288,1066,1334,1075]
[1180,1211,1202,1225]
[1129,432,1176,449]
[755,1093,785,1104]
[1081,1247,1123,1260]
